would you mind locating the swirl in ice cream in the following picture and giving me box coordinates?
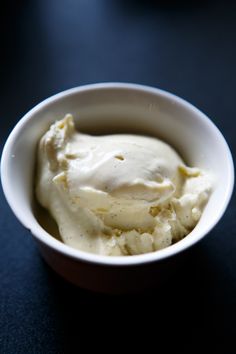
[36,114,212,256]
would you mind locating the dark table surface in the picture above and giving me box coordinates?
[0,1,235,353]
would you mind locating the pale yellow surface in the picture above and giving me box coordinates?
[36,115,212,256]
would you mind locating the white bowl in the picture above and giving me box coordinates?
[1,83,234,292]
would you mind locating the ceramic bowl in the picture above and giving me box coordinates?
[1,83,234,292]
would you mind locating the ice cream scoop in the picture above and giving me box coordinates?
[36,114,212,256]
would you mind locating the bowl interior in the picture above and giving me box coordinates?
[1,84,233,262]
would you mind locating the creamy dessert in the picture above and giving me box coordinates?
[36,114,212,256]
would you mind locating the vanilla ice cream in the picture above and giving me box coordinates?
[36,114,212,256]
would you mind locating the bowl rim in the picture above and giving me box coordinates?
[1,82,234,266]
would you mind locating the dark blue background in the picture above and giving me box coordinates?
[0,1,235,353]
